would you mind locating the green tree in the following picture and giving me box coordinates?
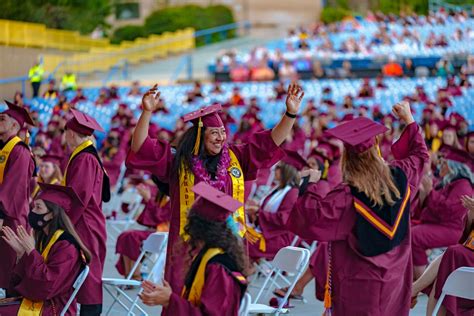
[0,0,111,34]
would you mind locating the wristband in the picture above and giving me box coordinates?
[285,111,297,119]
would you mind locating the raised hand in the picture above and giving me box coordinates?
[461,195,474,212]
[285,83,305,115]
[142,84,162,112]
[392,100,414,124]
[2,226,25,257]
[300,169,322,184]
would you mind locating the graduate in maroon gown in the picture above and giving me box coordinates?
[63,109,110,315]
[139,182,248,316]
[411,153,474,279]
[126,83,304,300]
[31,154,63,199]
[412,195,474,316]
[288,101,429,316]
[0,101,36,289]
[246,150,303,261]
[0,183,90,316]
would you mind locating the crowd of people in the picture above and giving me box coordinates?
[211,9,474,81]
[0,64,472,315]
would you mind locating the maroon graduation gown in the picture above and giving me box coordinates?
[0,142,34,288]
[115,198,171,276]
[126,130,283,295]
[287,122,429,316]
[247,188,298,261]
[412,178,472,266]
[167,264,243,316]
[0,238,83,316]
[434,243,474,316]
[65,152,106,304]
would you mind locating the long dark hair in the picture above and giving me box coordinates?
[36,201,92,263]
[172,126,222,177]
[184,212,247,276]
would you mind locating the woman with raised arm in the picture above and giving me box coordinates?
[287,101,429,316]
[126,83,304,298]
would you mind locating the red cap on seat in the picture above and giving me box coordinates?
[190,182,242,222]
[325,117,388,154]
[65,109,104,136]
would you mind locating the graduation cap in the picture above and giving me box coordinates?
[2,100,35,127]
[41,154,62,166]
[442,145,472,166]
[190,182,242,222]
[65,108,104,136]
[36,183,84,213]
[182,104,224,155]
[325,117,388,154]
[281,149,309,170]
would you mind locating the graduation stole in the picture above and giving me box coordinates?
[18,229,64,316]
[179,149,245,239]
[0,136,22,184]
[244,226,266,252]
[181,248,224,306]
[61,139,94,186]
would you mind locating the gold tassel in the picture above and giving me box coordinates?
[376,144,382,158]
[25,130,30,146]
[193,118,203,156]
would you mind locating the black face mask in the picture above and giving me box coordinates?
[28,211,52,231]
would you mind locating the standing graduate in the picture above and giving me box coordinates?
[0,183,90,316]
[62,109,110,315]
[287,101,429,315]
[139,182,248,316]
[0,100,36,289]
[126,83,303,298]
[31,154,63,199]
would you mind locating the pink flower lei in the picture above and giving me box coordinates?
[191,145,230,190]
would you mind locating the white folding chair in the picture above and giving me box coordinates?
[249,246,311,315]
[102,232,168,316]
[432,266,474,316]
[106,188,144,241]
[239,292,252,316]
[60,265,89,316]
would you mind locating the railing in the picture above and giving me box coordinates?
[0,21,251,93]
[0,19,109,51]
[169,21,251,83]
[429,0,474,13]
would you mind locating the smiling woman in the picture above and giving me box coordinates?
[127,83,304,299]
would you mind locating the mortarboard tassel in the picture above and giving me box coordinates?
[323,242,333,316]
[25,130,30,146]
[193,117,203,156]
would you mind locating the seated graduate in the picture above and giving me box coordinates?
[245,150,305,262]
[412,195,474,316]
[139,182,248,316]
[0,183,90,316]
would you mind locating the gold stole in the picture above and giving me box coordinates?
[0,136,22,184]
[61,140,94,186]
[18,229,65,316]
[181,248,224,306]
[179,149,245,239]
